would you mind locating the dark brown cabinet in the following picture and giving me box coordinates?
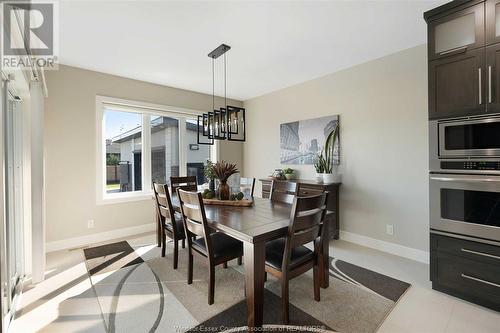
[486,0,500,45]
[424,0,500,120]
[486,43,500,111]
[430,233,500,312]
[429,48,486,119]
[427,2,485,60]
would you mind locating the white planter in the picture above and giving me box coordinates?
[315,173,324,183]
[322,173,336,183]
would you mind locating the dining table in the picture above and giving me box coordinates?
[169,196,332,328]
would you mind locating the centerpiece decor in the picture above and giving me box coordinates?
[213,161,238,200]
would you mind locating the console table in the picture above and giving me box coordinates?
[259,178,341,239]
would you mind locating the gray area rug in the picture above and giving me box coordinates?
[83,240,410,333]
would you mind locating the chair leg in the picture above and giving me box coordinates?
[188,253,193,284]
[313,264,320,302]
[237,256,242,265]
[223,262,228,269]
[182,239,185,249]
[173,240,179,269]
[208,265,215,305]
[281,278,289,324]
[264,272,267,282]
[161,229,166,257]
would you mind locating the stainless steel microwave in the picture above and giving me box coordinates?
[435,115,500,158]
[430,114,500,174]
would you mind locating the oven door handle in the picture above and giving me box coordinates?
[430,176,500,183]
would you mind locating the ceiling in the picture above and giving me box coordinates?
[59,0,448,101]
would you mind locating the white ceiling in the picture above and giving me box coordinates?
[59,0,448,101]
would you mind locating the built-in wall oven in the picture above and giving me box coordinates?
[430,174,500,242]
[430,114,500,243]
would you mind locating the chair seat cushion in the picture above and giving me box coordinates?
[193,232,243,260]
[265,238,314,271]
[164,214,186,239]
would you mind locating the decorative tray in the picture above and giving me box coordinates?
[202,198,254,207]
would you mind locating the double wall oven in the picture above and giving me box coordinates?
[429,114,500,243]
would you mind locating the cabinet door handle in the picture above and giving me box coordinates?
[461,273,500,288]
[489,65,493,104]
[461,248,500,260]
[479,68,483,105]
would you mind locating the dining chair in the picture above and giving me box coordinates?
[177,189,244,305]
[270,180,298,204]
[153,182,186,269]
[264,192,328,324]
[240,177,256,198]
[170,176,198,193]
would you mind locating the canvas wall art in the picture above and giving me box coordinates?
[280,115,339,165]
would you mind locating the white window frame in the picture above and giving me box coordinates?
[96,96,217,205]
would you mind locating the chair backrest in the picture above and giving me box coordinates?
[153,182,178,233]
[171,176,198,194]
[240,177,256,198]
[270,180,298,204]
[177,189,213,258]
[282,193,328,271]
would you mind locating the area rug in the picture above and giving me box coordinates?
[83,240,410,333]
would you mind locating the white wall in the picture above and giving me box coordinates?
[243,45,429,252]
[44,65,243,245]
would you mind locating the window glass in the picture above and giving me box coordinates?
[151,115,180,185]
[104,109,142,193]
[186,118,210,185]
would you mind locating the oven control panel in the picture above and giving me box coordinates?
[441,161,500,171]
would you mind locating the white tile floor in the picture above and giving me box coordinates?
[9,232,500,333]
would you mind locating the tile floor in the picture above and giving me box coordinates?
[8,232,500,333]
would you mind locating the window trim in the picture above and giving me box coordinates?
[95,95,217,205]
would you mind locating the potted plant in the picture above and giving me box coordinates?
[204,159,216,191]
[283,168,295,180]
[213,161,239,200]
[321,122,339,183]
[314,154,325,183]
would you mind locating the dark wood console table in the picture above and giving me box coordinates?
[259,178,341,239]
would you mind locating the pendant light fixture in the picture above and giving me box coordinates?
[197,44,246,145]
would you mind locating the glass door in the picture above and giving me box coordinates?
[1,76,24,330]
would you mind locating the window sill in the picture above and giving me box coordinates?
[97,191,154,205]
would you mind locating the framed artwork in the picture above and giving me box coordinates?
[280,115,339,165]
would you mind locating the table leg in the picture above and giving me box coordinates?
[320,217,330,288]
[244,241,265,328]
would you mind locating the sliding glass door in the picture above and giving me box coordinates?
[1,76,24,331]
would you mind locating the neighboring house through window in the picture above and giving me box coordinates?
[96,96,215,204]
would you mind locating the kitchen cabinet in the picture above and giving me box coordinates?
[428,48,486,119]
[428,2,485,60]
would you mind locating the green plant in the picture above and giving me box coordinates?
[204,159,215,180]
[314,154,325,173]
[283,168,294,175]
[322,123,339,174]
[213,161,239,183]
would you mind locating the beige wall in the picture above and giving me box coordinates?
[44,65,243,243]
[243,45,429,251]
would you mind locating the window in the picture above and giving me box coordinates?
[96,96,215,204]
[186,119,211,185]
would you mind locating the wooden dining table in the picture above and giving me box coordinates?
[169,196,331,328]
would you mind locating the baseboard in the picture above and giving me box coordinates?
[339,231,430,264]
[45,223,156,253]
